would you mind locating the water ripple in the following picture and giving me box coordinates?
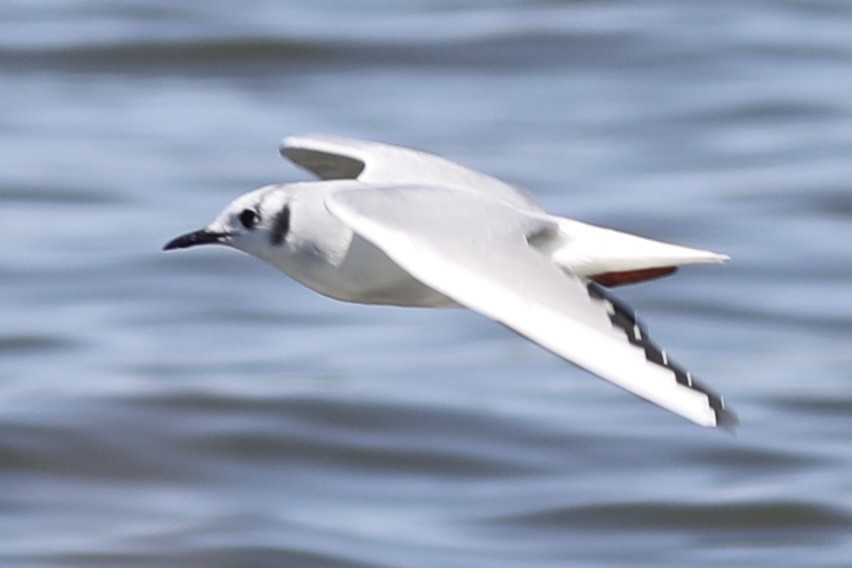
[490,499,852,535]
[0,31,703,76]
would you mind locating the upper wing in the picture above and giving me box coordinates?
[281,134,541,212]
[325,185,736,429]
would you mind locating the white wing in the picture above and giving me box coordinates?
[325,185,736,429]
[281,134,541,211]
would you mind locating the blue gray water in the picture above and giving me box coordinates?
[2,1,852,566]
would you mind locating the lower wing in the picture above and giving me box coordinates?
[325,185,736,429]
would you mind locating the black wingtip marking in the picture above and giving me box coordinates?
[714,403,739,433]
[270,205,291,246]
[587,282,736,430]
[645,346,666,366]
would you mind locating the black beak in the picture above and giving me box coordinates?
[162,229,228,251]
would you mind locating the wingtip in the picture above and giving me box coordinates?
[278,134,300,158]
[279,133,356,154]
[279,133,321,157]
[715,406,739,434]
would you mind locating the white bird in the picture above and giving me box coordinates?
[164,135,736,430]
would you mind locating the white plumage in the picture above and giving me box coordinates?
[164,135,736,430]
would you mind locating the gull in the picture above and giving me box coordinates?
[164,134,736,430]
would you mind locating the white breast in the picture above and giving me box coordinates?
[260,183,457,308]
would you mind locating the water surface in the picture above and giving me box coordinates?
[2,1,852,566]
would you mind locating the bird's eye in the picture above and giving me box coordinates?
[239,209,259,230]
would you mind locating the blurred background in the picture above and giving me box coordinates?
[1,1,851,566]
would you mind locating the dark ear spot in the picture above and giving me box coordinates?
[270,205,290,246]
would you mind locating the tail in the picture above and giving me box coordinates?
[531,216,728,286]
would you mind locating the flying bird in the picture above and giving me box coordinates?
[164,135,736,430]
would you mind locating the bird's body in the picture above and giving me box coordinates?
[165,135,736,430]
[221,180,459,307]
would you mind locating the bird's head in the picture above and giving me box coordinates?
[163,184,293,261]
